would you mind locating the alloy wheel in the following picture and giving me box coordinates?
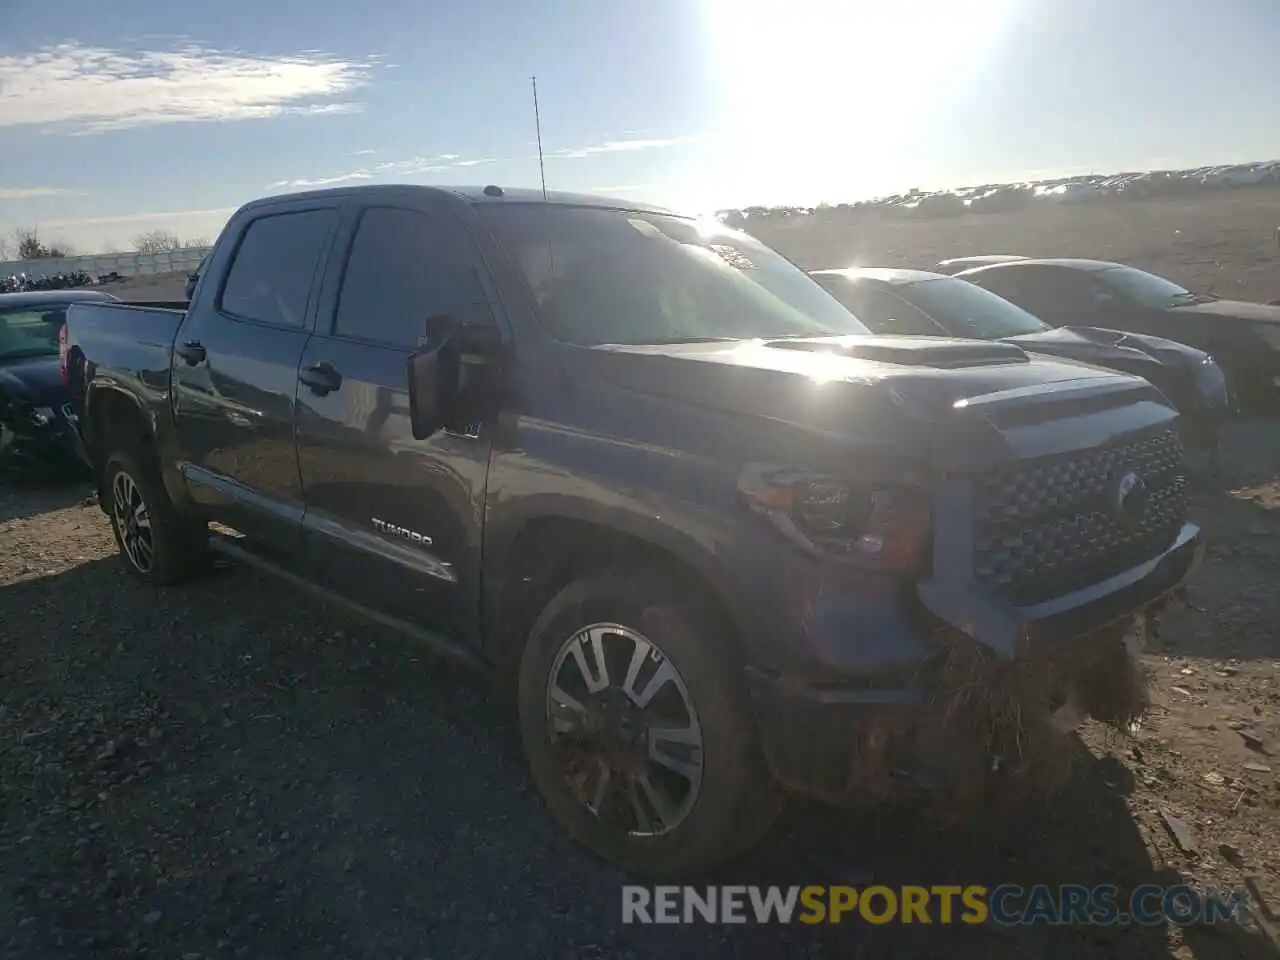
[544,622,704,837]
[111,469,154,574]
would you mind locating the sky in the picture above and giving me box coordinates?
[3,0,1280,253]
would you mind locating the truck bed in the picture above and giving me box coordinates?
[63,299,189,430]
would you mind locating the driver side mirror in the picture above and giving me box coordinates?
[407,313,462,440]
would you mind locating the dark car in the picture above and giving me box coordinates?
[933,254,1029,275]
[64,184,1202,875]
[0,289,116,473]
[954,258,1280,413]
[810,268,1231,451]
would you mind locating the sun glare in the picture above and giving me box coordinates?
[700,0,1020,205]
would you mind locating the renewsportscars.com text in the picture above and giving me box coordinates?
[621,884,1251,926]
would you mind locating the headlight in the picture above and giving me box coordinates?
[739,464,933,572]
[1193,360,1229,408]
[1254,324,1280,351]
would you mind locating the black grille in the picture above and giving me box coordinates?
[973,429,1189,604]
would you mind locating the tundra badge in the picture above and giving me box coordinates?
[371,518,433,545]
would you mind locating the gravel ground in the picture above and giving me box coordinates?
[1,424,1278,959]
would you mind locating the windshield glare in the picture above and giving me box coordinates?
[478,204,869,344]
[1097,266,1192,307]
[905,278,1050,338]
[0,308,64,361]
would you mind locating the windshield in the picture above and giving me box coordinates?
[1097,266,1197,308]
[0,307,65,361]
[903,277,1051,338]
[477,204,869,345]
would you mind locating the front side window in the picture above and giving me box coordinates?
[1096,266,1197,308]
[333,207,490,347]
[855,286,946,336]
[220,208,339,328]
[478,204,868,345]
[901,278,1050,338]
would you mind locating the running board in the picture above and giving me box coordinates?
[207,532,487,672]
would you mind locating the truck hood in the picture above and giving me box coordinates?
[0,355,67,407]
[1168,299,1280,324]
[587,335,1171,470]
[1002,325,1208,374]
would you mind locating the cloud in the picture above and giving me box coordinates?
[0,42,378,133]
[0,187,83,201]
[266,155,502,190]
[34,206,238,228]
[268,172,374,188]
[547,134,699,160]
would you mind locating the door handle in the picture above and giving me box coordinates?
[175,340,206,365]
[299,361,343,395]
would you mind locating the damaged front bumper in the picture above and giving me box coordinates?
[0,402,91,472]
[746,521,1203,807]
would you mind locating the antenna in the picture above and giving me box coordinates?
[531,75,548,201]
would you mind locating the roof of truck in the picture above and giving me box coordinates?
[248,183,683,217]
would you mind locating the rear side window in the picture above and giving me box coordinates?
[220,209,338,328]
[332,206,490,347]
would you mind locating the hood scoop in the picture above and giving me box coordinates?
[766,335,1029,369]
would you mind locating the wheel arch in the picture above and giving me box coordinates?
[482,497,744,678]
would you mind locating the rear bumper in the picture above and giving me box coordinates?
[746,521,1203,804]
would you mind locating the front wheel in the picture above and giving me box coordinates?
[517,568,782,876]
[104,448,207,584]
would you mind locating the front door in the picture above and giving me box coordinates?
[294,202,502,639]
[171,203,341,550]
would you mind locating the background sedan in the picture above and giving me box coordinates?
[810,267,1230,452]
[0,289,117,476]
[953,257,1280,414]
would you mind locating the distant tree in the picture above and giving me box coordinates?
[12,226,71,259]
[134,229,183,254]
[185,237,211,249]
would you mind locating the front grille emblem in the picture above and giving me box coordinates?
[1108,469,1149,526]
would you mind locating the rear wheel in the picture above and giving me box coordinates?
[103,447,207,584]
[516,567,783,876]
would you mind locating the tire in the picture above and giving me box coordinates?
[516,566,783,877]
[103,445,207,585]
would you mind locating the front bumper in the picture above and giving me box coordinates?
[745,521,1203,804]
[0,404,91,472]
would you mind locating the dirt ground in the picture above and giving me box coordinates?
[753,186,1280,304]
[2,194,1280,958]
[103,271,189,302]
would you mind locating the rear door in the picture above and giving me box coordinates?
[171,200,341,553]
[294,198,504,639]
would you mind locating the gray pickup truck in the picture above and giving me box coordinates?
[64,184,1203,875]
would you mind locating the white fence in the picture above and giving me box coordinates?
[0,246,213,280]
